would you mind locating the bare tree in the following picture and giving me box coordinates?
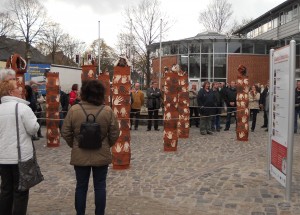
[60,34,86,63]
[227,18,253,36]
[9,0,48,60]
[87,38,117,77]
[37,22,65,63]
[0,11,13,36]
[198,0,233,33]
[124,0,171,87]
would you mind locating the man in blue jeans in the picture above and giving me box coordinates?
[295,80,300,133]
[223,81,237,131]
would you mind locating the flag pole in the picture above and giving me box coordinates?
[98,21,101,73]
[159,19,162,89]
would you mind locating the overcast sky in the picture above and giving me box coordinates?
[2,0,286,49]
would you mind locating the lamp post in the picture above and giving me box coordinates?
[26,49,32,72]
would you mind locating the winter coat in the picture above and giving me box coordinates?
[131,90,145,110]
[69,90,77,106]
[61,101,120,166]
[223,87,237,107]
[212,89,223,114]
[146,87,161,109]
[259,87,269,107]
[189,89,198,107]
[197,88,216,116]
[249,92,260,110]
[0,96,39,164]
[295,88,300,111]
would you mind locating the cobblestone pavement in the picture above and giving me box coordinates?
[25,112,299,215]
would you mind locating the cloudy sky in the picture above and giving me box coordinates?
[2,0,286,49]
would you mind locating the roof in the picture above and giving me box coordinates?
[234,0,294,34]
[0,36,50,64]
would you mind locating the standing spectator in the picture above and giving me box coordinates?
[249,85,260,132]
[189,84,199,127]
[59,87,69,130]
[259,81,269,130]
[69,84,79,106]
[224,81,237,131]
[0,80,40,215]
[31,84,45,138]
[295,80,300,133]
[197,81,215,135]
[130,83,145,130]
[61,80,120,215]
[25,85,39,141]
[0,68,16,81]
[211,82,222,132]
[146,81,161,131]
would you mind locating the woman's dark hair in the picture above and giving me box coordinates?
[71,84,78,91]
[80,80,105,106]
[202,80,210,88]
[25,85,33,101]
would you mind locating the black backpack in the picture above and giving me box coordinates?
[77,104,105,149]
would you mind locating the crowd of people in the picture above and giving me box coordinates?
[0,66,299,215]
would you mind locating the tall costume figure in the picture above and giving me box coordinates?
[236,65,249,141]
[111,57,131,169]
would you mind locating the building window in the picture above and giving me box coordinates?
[273,18,278,28]
[179,43,188,54]
[280,12,285,25]
[242,43,254,53]
[228,42,241,53]
[201,42,213,53]
[254,44,266,54]
[201,54,213,80]
[293,4,298,17]
[214,54,226,78]
[189,55,200,78]
[163,45,170,55]
[286,9,292,23]
[180,55,188,72]
[189,43,200,53]
[214,42,227,53]
[170,44,178,54]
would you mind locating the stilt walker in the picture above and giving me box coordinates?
[112,57,131,169]
[46,72,60,147]
[236,65,249,141]
[177,70,190,138]
[6,54,27,98]
[163,65,179,151]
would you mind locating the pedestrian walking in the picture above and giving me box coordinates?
[61,80,120,215]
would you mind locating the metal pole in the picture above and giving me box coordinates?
[130,19,133,79]
[98,21,101,73]
[159,19,162,89]
[286,40,296,201]
[268,49,274,180]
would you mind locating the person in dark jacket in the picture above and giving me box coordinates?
[197,81,215,135]
[295,80,300,133]
[223,81,237,131]
[146,81,161,131]
[259,81,269,130]
[211,82,223,132]
[25,85,39,140]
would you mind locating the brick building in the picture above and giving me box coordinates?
[149,0,300,88]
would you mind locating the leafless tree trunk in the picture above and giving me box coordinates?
[37,22,65,64]
[124,0,171,87]
[9,0,48,61]
[198,0,233,33]
[0,12,13,36]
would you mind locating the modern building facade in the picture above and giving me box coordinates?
[149,0,300,86]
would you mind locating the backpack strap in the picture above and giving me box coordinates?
[78,103,105,120]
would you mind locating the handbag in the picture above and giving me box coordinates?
[15,103,44,191]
